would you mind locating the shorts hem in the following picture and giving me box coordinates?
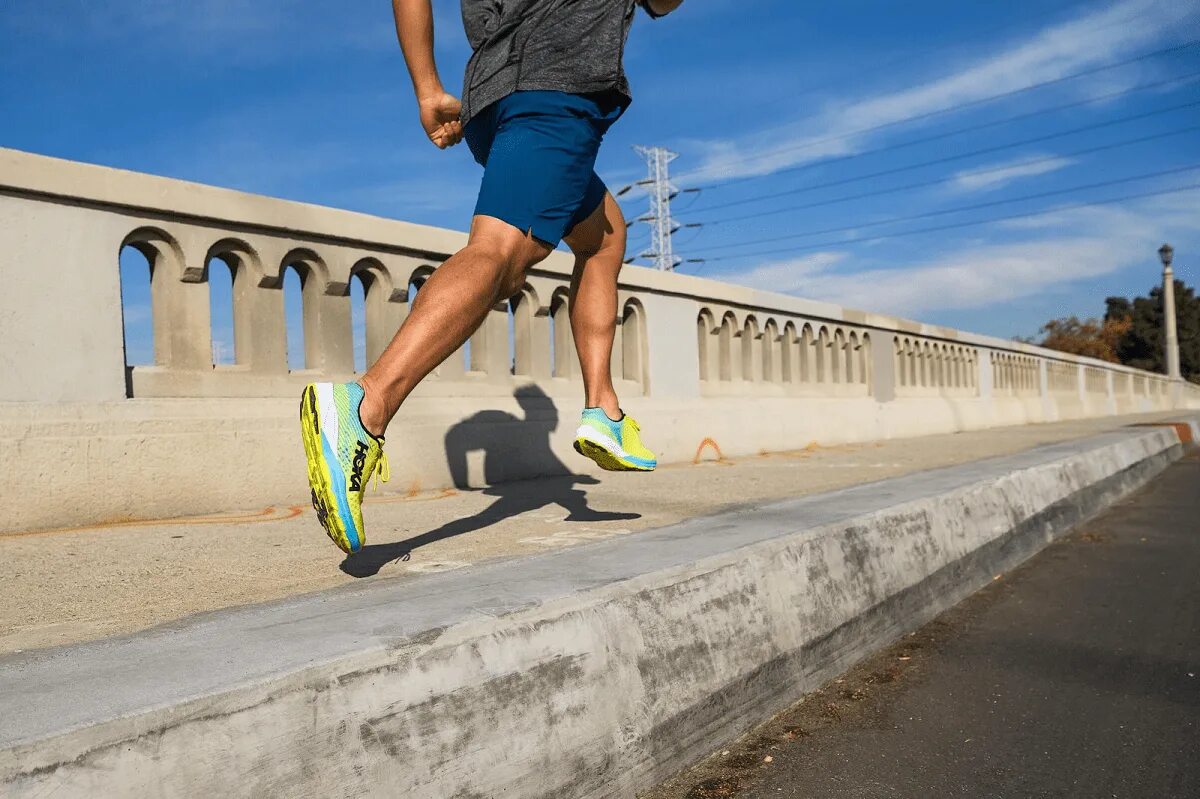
[473,210,564,248]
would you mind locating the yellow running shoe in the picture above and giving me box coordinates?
[573,408,657,471]
[300,382,389,554]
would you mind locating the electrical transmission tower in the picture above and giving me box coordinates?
[632,145,681,271]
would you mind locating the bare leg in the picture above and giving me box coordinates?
[563,192,625,420]
[358,216,551,436]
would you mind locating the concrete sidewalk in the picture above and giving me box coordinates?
[0,412,1188,655]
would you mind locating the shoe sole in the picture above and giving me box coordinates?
[300,385,358,554]
[573,427,656,472]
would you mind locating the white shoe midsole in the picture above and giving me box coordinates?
[575,425,633,461]
[316,383,339,451]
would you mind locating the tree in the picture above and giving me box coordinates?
[1105,279,1200,383]
[1029,316,1130,363]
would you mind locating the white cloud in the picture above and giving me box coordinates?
[707,252,850,296]
[952,156,1076,192]
[709,189,1200,318]
[686,0,1195,182]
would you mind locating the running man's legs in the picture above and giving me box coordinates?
[563,190,626,421]
[357,215,551,436]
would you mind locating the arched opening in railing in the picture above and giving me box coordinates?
[830,329,845,384]
[510,286,539,377]
[847,332,860,384]
[118,243,155,370]
[849,328,859,383]
[799,324,814,383]
[349,272,368,373]
[718,312,737,382]
[621,299,646,385]
[762,319,779,383]
[742,316,759,382]
[119,228,190,389]
[282,264,307,371]
[351,259,398,369]
[550,289,572,378]
[815,327,830,384]
[206,255,236,366]
[860,333,872,387]
[697,309,716,381]
[781,322,798,383]
[205,240,265,371]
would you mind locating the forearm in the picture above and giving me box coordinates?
[391,0,444,101]
[644,0,684,15]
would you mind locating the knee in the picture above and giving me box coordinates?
[500,244,549,297]
[567,212,626,263]
[466,234,550,298]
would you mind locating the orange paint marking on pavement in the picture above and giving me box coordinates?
[693,437,731,465]
[1,504,306,540]
[6,484,466,539]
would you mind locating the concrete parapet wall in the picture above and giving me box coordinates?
[0,423,1191,797]
[2,146,1198,530]
[0,394,1178,534]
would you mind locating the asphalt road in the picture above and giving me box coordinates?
[645,451,1200,799]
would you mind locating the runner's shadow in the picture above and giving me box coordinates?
[341,385,639,578]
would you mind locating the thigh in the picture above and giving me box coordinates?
[474,92,612,247]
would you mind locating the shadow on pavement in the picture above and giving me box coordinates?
[341,385,639,578]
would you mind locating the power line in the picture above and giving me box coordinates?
[677,39,1200,187]
[725,0,1151,139]
[691,73,1200,207]
[691,96,1200,215]
[697,163,1200,253]
[700,124,1200,225]
[688,182,1200,266]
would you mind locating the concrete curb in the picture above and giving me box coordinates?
[1,421,1195,798]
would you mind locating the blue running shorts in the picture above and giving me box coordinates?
[464,90,627,246]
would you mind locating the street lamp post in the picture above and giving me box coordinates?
[1158,243,1181,381]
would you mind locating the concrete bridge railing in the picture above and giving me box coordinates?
[1,145,1197,530]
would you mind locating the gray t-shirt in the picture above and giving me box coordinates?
[458,0,657,123]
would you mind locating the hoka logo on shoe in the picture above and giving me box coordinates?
[349,441,370,491]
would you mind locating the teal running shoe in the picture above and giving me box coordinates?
[300,382,389,554]
[573,408,657,471]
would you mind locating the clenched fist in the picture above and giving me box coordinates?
[419,92,464,149]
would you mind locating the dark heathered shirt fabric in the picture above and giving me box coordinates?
[458,0,655,123]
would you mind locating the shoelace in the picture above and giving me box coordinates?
[370,451,391,492]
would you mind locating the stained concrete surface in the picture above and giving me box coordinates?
[645,451,1200,799]
[0,412,1185,655]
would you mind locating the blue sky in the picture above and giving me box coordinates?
[3,0,1199,361]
